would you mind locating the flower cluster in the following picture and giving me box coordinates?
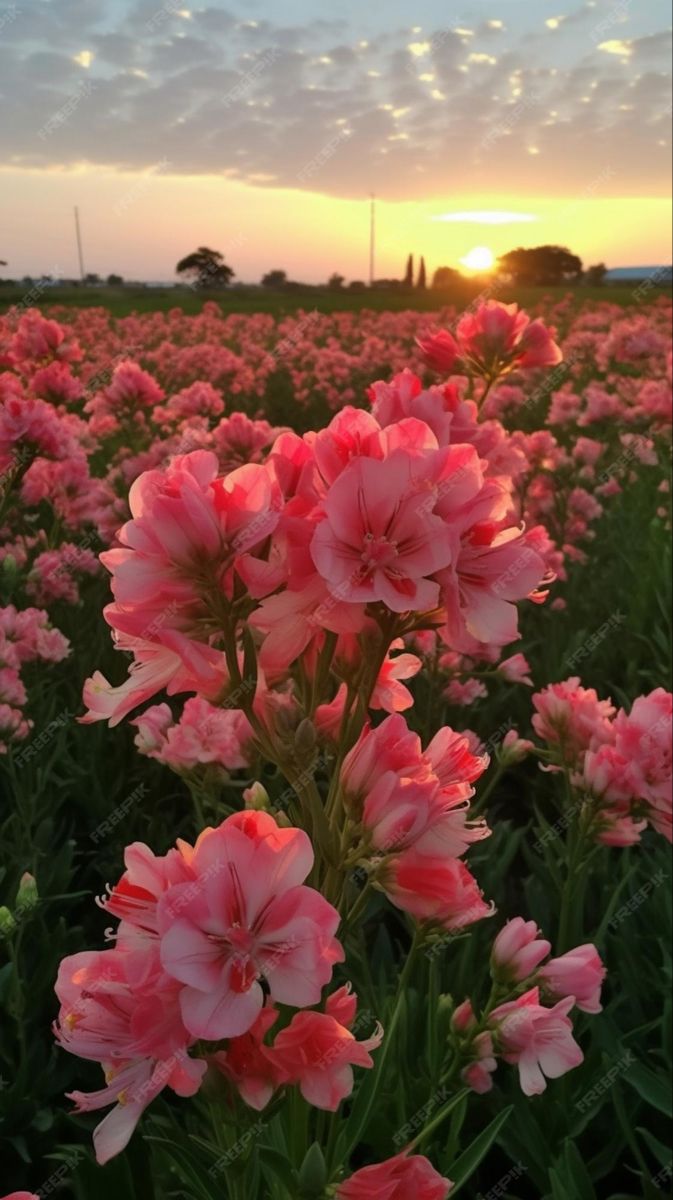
[340,715,492,928]
[53,810,390,1165]
[454,917,605,1097]
[532,678,672,844]
[0,604,70,752]
[80,391,549,727]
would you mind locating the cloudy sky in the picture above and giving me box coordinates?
[1,0,671,281]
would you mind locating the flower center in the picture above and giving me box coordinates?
[225,924,260,993]
[361,532,399,570]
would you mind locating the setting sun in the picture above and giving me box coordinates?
[459,246,495,272]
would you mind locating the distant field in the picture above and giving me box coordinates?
[1,280,670,317]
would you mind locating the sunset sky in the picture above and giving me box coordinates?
[1,0,671,282]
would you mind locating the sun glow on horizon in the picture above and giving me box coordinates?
[460,246,495,271]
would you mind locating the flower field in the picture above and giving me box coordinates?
[0,294,671,1200]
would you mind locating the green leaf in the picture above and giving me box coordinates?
[636,1126,672,1169]
[624,1062,673,1117]
[144,1136,221,1200]
[447,1106,514,1193]
[557,1140,597,1200]
[298,1142,327,1197]
[258,1146,298,1196]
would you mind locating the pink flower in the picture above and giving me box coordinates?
[582,744,635,808]
[211,1005,287,1111]
[132,703,173,758]
[340,715,424,805]
[10,310,81,366]
[597,813,648,847]
[532,677,615,765]
[310,454,453,613]
[54,949,205,1165]
[416,329,461,374]
[337,1151,453,1199]
[81,636,228,727]
[102,360,164,412]
[424,726,489,788]
[444,678,488,706]
[490,987,584,1096]
[270,987,383,1110]
[462,1054,498,1095]
[454,1014,498,1094]
[341,715,489,860]
[135,696,253,771]
[158,811,344,1039]
[383,851,493,931]
[368,371,458,446]
[440,522,547,651]
[491,918,551,983]
[99,838,195,943]
[0,1193,40,1199]
[498,653,533,686]
[538,945,606,1014]
[370,643,422,713]
[456,301,561,379]
[613,689,672,841]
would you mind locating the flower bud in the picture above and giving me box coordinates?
[298,1142,328,1198]
[490,917,551,983]
[294,718,317,759]
[16,871,39,910]
[243,782,270,811]
[498,729,535,766]
[451,998,476,1033]
[0,906,16,936]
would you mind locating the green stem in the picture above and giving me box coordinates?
[471,760,506,817]
[407,1087,470,1152]
[557,771,590,952]
[369,931,422,1087]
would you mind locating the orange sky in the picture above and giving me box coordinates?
[2,167,671,283]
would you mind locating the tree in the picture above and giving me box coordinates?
[176,247,235,289]
[107,273,124,286]
[417,257,427,289]
[432,266,461,290]
[348,280,366,292]
[327,273,345,290]
[262,269,289,289]
[497,245,583,286]
[84,273,101,286]
[403,254,414,288]
[585,263,608,286]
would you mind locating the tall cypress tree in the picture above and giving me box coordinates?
[403,254,414,287]
[417,256,427,289]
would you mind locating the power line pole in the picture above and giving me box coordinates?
[74,206,85,281]
[369,193,376,287]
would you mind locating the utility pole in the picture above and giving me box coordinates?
[369,193,376,287]
[74,206,85,281]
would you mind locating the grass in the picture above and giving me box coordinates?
[1,281,670,318]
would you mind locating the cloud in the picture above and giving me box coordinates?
[0,0,670,199]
